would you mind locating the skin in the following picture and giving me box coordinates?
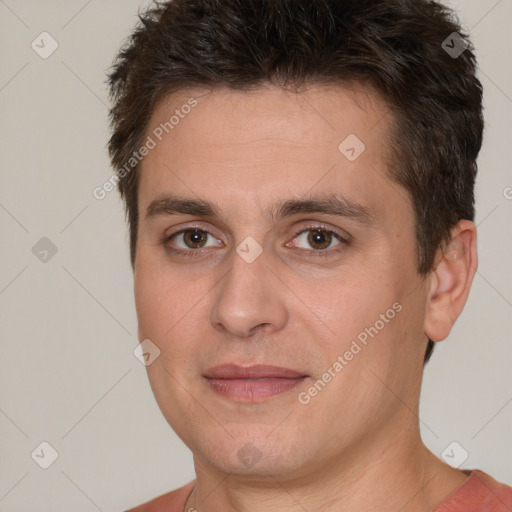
[133,83,477,511]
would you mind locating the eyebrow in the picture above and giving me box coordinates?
[144,193,376,225]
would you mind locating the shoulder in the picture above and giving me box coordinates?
[436,469,512,511]
[125,480,195,512]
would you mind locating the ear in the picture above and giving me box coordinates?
[424,220,478,342]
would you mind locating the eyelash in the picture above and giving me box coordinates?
[162,224,350,259]
[289,225,349,258]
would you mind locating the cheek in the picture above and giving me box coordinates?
[135,246,177,321]
[319,273,393,332]
[134,255,211,358]
[134,264,166,339]
[313,269,414,378]
[134,256,185,348]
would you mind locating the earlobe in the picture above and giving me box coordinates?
[424,220,478,342]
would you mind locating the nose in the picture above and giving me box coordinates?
[210,245,288,338]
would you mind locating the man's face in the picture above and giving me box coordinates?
[134,84,429,479]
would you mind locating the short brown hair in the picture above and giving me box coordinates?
[107,0,484,364]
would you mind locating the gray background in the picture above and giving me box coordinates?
[0,0,510,510]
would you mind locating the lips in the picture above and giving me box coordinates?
[204,364,308,402]
[204,364,306,379]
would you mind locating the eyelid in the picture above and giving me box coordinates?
[284,223,350,257]
[291,222,350,242]
[163,221,223,241]
[162,221,351,257]
[163,223,224,251]
[164,220,350,239]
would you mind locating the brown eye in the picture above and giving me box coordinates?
[182,229,209,248]
[294,228,341,251]
[287,225,349,258]
[306,229,332,250]
[167,228,220,253]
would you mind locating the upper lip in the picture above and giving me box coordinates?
[204,364,307,379]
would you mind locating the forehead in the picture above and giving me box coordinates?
[138,83,398,220]
[145,82,390,149]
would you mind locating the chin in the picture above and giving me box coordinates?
[189,430,311,480]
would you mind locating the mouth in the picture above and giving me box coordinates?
[203,364,308,402]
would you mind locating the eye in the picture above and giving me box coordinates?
[288,226,348,256]
[166,228,221,254]
[162,225,349,259]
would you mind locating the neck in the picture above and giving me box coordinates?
[185,426,468,512]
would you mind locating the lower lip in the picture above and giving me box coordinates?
[205,377,307,402]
